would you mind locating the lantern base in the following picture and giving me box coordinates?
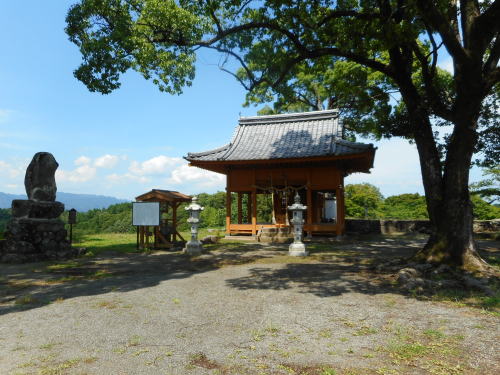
[183,241,203,256]
[288,242,308,256]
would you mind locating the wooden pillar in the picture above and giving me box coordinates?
[251,169,257,235]
[172,202,177,242]
[139,226,145,250]
[226,172,232,234]
[337,176,346,236]
[154,226,158,248]
[136,226,139,250]
[247,192,252,224]
[237,192,242,224]
[251,189,257,235]
[306,170,313,238]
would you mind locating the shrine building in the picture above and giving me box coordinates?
[185,109,376,237]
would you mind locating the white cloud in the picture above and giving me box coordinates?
[74,156,91,166]
[106,173,150,184]
[94,154,119,169]
[346,138,423,197]
[56,164,96,183]
[167,164,225,189]
[438,57,454,74]
[0,160,23,179]
[129,155,183,176]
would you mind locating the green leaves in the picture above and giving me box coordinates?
[66,0,203,94]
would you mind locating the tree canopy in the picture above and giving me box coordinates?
[66,0,500,270]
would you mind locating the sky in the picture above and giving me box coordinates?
[0,1,484,200]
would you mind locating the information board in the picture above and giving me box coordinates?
[132,202,160,226]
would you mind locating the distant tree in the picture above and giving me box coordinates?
[198,192,225,227]
[344,183,384,219]
[471,194,500,220]
[381,193,429,220]
[470,167,500,205]
[0,208,11,234]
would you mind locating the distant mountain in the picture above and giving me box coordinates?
[0,193,24,208]
[0,192,128,212]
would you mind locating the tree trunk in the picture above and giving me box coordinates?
[394,71,489,271]
[412,110,489,271]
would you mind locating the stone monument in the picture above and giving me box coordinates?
[0,152,78,263]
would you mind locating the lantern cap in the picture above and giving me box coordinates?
[288,192,307,211]
[185,196,204,211]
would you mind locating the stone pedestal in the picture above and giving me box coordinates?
[288,242,308,257]
[0,152,80,263]
[1,201,77,263]
[183,240,203,256]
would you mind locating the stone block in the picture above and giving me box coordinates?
[12,200,64,219]
[2,240,36,255]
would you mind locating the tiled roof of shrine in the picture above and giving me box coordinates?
[186,110,374,162]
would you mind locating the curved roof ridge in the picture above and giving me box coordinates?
[239,109,339,125]
[186,144,230,158]
[218,123,244,160]
[336,138,374,148]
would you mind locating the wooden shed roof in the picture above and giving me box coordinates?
[135,189,191,203]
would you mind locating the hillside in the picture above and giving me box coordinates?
[0,192,128,212]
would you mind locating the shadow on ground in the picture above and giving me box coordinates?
[1,235,498,316]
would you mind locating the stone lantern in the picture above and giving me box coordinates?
[183,196,204,255]
[287,192,308,256]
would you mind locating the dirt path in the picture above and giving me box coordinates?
[0,236,499,374]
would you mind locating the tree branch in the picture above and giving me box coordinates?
[460,0,480,50]
[425,25,443,77]
[484,67,500,93]
[412,42,454,121]
[416,0,468,63]
[317,9,382,27]
[470,0,500,58]
[484,33,500,75]
[149,17,395,79]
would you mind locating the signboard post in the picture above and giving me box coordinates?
[68,208,77,244]
[132,202,160,250]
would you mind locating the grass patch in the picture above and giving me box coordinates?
[387,341,428,360]
[382,326,465,373]
[353,326,378,336]
[15,295,38,305]
[46,261,80,271]
[39,342,58,350]
[428,287,500,316]
[72,233,138,256]
[37,357,95,375]
[127,335,141,347]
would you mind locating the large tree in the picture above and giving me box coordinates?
[66,0,500,270]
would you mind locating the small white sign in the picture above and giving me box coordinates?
[132,202,160,226]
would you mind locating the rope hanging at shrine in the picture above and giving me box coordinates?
[251,184,307,193]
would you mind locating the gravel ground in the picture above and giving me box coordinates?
[0,236,499,375]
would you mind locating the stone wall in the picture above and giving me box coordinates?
[346,218,500,235]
